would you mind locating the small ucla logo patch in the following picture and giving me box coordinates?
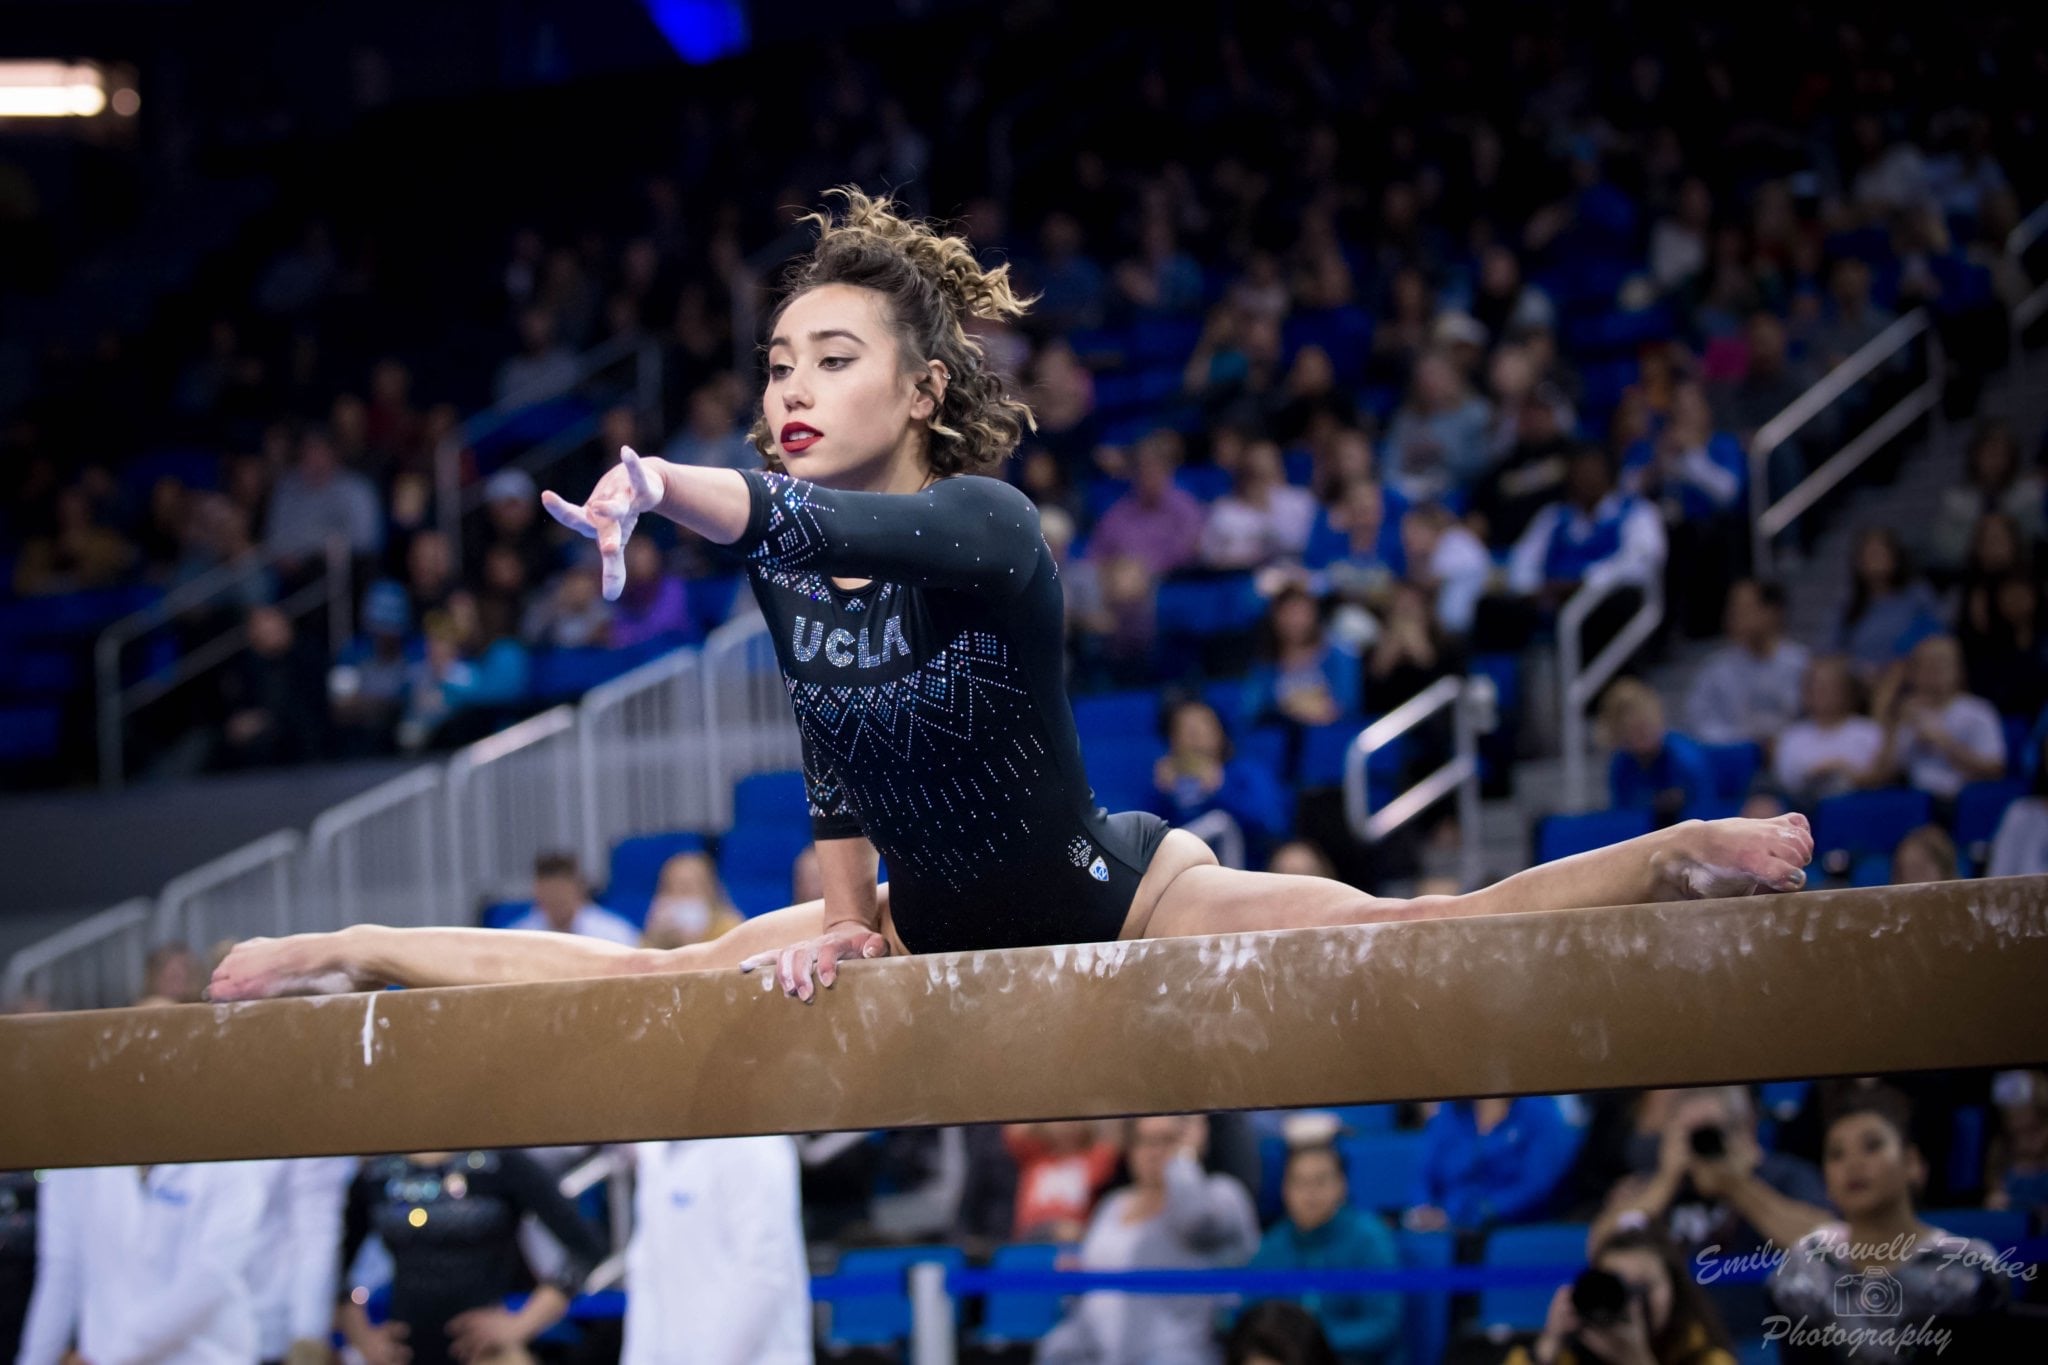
[1089,857,1109,883]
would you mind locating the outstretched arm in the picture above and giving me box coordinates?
[209,924,673,996]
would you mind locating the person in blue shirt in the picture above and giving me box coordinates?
[1242,585,1364,730]
[1403,1096,1584,1233]
[1599,678,1716,826]
[1246,1144,1402,1364]
[1149,698,1293,863]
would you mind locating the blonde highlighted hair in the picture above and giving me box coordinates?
[750,187,1038,477]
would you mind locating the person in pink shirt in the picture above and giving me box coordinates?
[1087,432,1206,579]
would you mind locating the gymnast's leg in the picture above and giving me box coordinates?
[208,887,902,998]
[1122,814,1814,941]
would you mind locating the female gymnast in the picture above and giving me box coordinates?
[210,189,1811,1007]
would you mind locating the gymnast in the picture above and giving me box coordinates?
[209,189,1811,1007]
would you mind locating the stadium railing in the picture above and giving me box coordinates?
[1344,673,1496,888]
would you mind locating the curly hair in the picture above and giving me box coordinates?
[749,187,1037,477]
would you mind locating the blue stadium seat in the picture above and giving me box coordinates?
[1946,1106,1988,1197]
[1757,1081,1811,1120]
[1339,1131,1429,1213]
[726,875,792,918]
[823,1246,965,1349]
[2003,715,2035,775]
[529,647,641,701]
[481,899,531,930]
[1679,797,1744,822]
[604,831,708,927]
[1813,788,1933,873]
[1298,721,1401,789]
[1848,851,1893,887]
[1238,725,1289,779]
[1200,678,1258,734]
[1476,1223,1591,1333]
[1397,1228,1455,1365]
[1536,809,1654,865]
[1953,779,2026,866]
[975,1243,1068,1346]
[1154,574,1265,641]
[716,823,811,903]
[1073,690,1162,739]
[688,574,746,632]
[1282,449,1315,487]
[1084,735,1163,813]
[1924,1207,2026,1251]
[1699,742,1763,802]
[0,705,61,763]
[1174,464,1233,503]
[732,771,809,827]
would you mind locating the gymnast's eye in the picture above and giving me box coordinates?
[819,355,852,370]
[767,363,792,381]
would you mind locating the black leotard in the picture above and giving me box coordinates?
[733,470,1169,953]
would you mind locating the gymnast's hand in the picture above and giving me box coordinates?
[208,934,361,1001]
[540,445,667,601]
[740,920,890,1003]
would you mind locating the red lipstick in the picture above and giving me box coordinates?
[780,422,822,452]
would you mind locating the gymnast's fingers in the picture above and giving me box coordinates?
[620,445,663,509]
[596,515,633,602]
[541,489,599,537]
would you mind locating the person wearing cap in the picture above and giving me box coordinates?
[472,466,555,586]
[330,580,417,756]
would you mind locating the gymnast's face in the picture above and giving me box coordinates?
[764,284,949,491]
[1823,1113,1923,1221]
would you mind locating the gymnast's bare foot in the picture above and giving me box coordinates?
[1661,814,1813,899]
[207,933,363,1001]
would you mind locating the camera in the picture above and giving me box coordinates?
[1833,1270,1904,1319]
[1688,1123,1727,1158]
[1571,1267,1642,1330]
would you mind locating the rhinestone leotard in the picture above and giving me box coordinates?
[732,470,1169,954]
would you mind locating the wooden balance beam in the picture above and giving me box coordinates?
[4,876,2045,1169]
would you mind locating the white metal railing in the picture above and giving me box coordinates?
[156,829,302,955]
[1343,675,1495,890]
[702,615,803,829]
[1180,809,1246,870]
[1748,309,1943,577]
[576,647,714,877]
[305,766,449,931]
[1559,570,1666,812]
[1,898,153,1011]
[96,534,352,788]
[446,705,583,914]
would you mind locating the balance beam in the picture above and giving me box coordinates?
[5,876,2045,1169]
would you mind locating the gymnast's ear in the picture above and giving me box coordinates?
[911,359,950,421]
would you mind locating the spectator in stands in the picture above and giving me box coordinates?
[1115,217,1205,316]
[495,306,580,407]
[1471,380,1577,549]
[642,850,744,950]
[1890,825,1958,884]
[1035,1114,1259,1365]
[1928,420,2045,575]
[263,428,383,567]
[1765,1084,2012,1357]
[1590,1086,1831,1337]
[471,467,555,587]
[397,592,530,749]
[622,1136,813,1365]
[1224,1301,1340,1365]
[1808,258,1899,376]
[476,542,532,643]
[12,485,138,595]
[1202,441,1318,570]
[1023,212,1108,335]
[1369,266,1435,386]
[1150,699,1291,858]
[1367,579,1461,711]
[1266,840,1337,878]
[249,1157,354,1365]
[137,942,204,1006]
[1988,727,2048,877]
[1513,1226,1738,1365]
[1004,1121,1124,1243]
[1684,579,1810,749]
[1398,502,1491,637]
[523,559,613,649]
[1470,243,1555,345]
[19,1161,273,1365]
[1245,1144,1402,1364]
[366,358,424,468]
[1505,447,1667,611]
[216,605,328,770]
[507,852,639,944]
[1871,634,2006,806]
[340,1149,605,1365]
[1833,528,1945,678]
[0,1159,34,1365]
[1954,515,2048,718]
[1710,312,1818,497]
[663,374,758,471]
[1600,679,1714,825]
[1302,480,1402,601]
[1985,1069,2048,1228]
[1649,176,1713,297]
[1621,381,1745,634]
[1402,1096,1582,1233]
[1273,346,1356,447]
[404,527,459,623]
[609,537,693,648]
[1382,350,1494,505]
[1089,430,1205,578]
[170,492,274,611]
[1773,656,1887,807]
[1244,586,1360,728]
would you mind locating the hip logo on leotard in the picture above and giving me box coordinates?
[1090,856,1109,882]
[1070,837,1109,879]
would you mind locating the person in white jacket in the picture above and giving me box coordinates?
[621,1136,812,1365]
[17,1161,273,1365]
[248,1158,355,1365]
